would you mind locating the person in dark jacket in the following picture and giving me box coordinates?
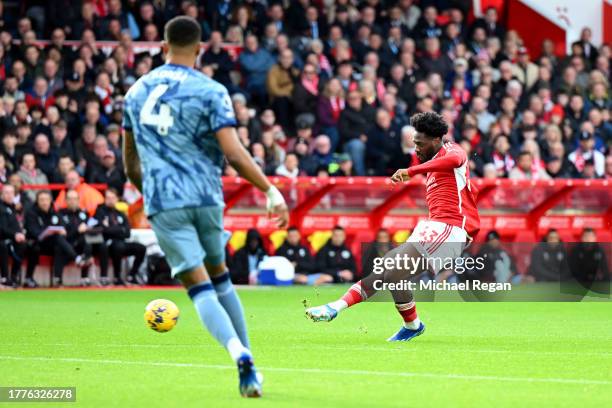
[362,229,394,279]
[231,228,267,285]
[93,188,146,285]
[338,90,376,176]
[569,228,609,286]
[59,189,110,286]
[25,190,81,287]
[292,63,320,116]
[366,109,400,176]
[91,150,126,196]
[276,227,315,284]
[0,184,27,287]
[200,31,234,89]
[314,226,356,284]
[528,229,570,281]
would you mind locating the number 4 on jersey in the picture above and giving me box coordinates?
[140,84,174,135]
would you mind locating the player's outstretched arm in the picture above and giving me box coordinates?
[216,127,289,228]
[122,129,143,192]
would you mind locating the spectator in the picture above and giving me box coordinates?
[238,34,275,106]
[0,154,9,184]
[231,228,267,285]
[276,227,315,284]
[93,188,146,285]
[25,190,81,287]
[91,150,126,196]
[362,229,394,278]
[418,37,452,78]
[329,153,354,177]
[54,170,104,216]
[0,184,27,287]
[292,63,320,116]
[338,90,375,176]
[316,78,344,151]
[509,151,551,180]
[58,189,98,286]
[314,226,356,284]
[200,31,234,89]
[17,153,48,202]
[266,48,299,131]
[389,125,419,171]
[50,120,74,159]
[568,131,605,177]
[569,228,609,285]
[33,133,56,180]
[528,229,570,282]
[367,109,399,176]
[275,152,300,178]
[475,230,521,284]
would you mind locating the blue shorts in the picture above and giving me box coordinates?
[149,206,227,277]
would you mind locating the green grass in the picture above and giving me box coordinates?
[0,286,611,408]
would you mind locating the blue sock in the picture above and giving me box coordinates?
[212,272,250,349]
[188,281,249,361]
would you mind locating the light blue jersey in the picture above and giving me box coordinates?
[123,63,236,216]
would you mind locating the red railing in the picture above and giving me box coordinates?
[219,177,612,242]
[21,178,611,242]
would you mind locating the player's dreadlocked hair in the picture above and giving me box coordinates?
[410,112,448,138]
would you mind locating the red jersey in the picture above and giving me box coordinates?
[406,142,481,238]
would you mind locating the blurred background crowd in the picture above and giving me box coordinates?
[0,0,610,287]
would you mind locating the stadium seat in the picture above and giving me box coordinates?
[307,231,333,252]
[228,230,247,252]
[393,230,410,244]
[269,230,288,250]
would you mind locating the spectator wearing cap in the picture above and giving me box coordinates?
[569,131,605,177]
[64,71,87,107]
[54,170,104,217]
[91,150,126,196]
[266,48,300,131]
[338,90,375,176]
[329,153,354,177]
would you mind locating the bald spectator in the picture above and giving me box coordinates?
[54,170,104,216]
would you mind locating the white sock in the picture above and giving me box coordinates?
[403,317,421,330]
[327,299,348,312]
[226,337,250,362]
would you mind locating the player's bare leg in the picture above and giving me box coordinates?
[305,242,426,341]
[178,266,262,397]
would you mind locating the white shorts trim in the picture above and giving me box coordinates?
[407,220,467,273]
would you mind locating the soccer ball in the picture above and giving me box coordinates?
[144,299,179,332]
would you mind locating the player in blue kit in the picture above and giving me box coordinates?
[121,16,288,398]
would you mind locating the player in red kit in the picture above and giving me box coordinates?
[306,112,480,341]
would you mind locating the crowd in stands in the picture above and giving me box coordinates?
[0,1,611,287]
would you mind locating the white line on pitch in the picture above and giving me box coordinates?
[8,343,612,358]
[0,355,609,386]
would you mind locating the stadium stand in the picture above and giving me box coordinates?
[0,0,610,287]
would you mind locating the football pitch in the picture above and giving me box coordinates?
[1,286,610,408]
